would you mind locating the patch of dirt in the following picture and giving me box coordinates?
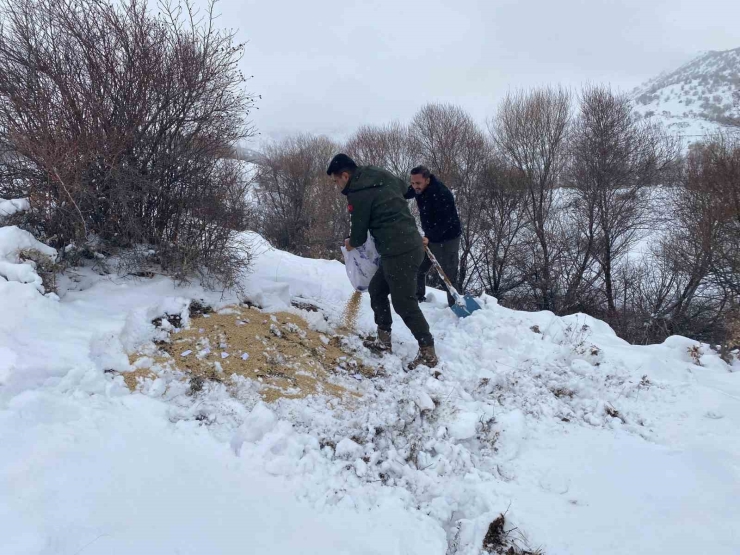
[481,513,544,555]
[482,514,507,553]
[130,270,156,278]
[605,404,626,423]
[189,299,213,317]
[291,299,320,312]
[551,387,575,399]
[131,306,373,403]
[122,368,158,391]
[152,313,182,329]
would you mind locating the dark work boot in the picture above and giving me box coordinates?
[407,345,439,370]
[363,328,392,354]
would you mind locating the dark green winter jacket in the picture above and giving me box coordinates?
[342,165,422,257]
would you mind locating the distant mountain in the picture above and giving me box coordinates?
[232,145,262,163]
[631,47,740,141]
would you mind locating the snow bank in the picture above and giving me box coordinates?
[0,388,445,555]
[242,232,354,316]
[0,197,29,218]
[0,225,57,293]
[0,229,738,554]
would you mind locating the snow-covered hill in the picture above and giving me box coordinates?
[632,47,740,142]
[1,222,739,554]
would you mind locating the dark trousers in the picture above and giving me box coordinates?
[417,236,460,307]
[368,246,434,347]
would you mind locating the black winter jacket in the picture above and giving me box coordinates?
[404,175,462,244]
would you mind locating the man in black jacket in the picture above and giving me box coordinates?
[405,166,462,307]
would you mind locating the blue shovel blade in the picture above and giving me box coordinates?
[450,295,483,318]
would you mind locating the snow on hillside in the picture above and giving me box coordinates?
[631,47,740,143]
[1,227,739,555]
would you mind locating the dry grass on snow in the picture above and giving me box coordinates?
[126,305,373,403]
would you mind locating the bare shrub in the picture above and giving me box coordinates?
[482,512,544,555]
[474,157,530,301]
[253,134,346,259]
[662,137,740,349]
[0,0,254,287]
[569,85,680,317]
[490,87,572,311]
[721,306,740,362]
[345,122,415,179]
[695,136,740,298]
[613,155,731,345]
[687,345,703,365]
[18,248,60,293]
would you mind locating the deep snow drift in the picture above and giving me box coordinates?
[1,227,739,555]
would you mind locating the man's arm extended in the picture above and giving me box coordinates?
[347,190,373,248]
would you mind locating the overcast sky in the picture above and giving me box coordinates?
[207,0,740,144]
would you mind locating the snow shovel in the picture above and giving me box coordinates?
[424,246,482,318]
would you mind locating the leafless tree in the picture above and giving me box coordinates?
[605,137,737,350]
[489,87,572,310]
[622,150,728,343]
[253,134,346,259]
[473,158,529,300]
[0,0,254,286]
[345,122,415,179]
[568,85,680,316]
[693,135,740,299]
[410,104,484,180]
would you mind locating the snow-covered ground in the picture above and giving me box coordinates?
[1,225,739,555]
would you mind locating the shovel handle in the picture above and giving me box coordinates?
[424,246,464,305]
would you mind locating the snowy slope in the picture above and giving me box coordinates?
[1,229,739,555]
[631,47,740,143]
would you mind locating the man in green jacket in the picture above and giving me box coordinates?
[327,153,438,370]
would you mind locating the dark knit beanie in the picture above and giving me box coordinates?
[326,153,357,176]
